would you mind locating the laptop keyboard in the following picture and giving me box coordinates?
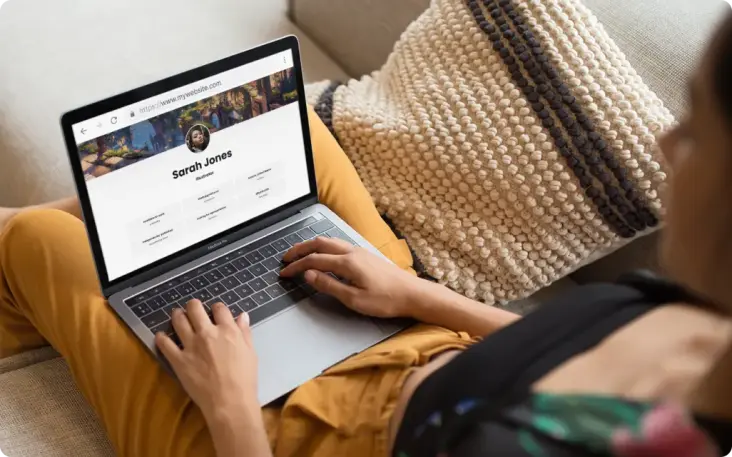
[124,215,355,344]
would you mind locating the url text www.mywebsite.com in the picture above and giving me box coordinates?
[138,80,223,115]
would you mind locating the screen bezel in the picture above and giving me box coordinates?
[60,36,318,297]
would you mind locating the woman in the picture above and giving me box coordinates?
[186,125,209,152]
[2,15,732,457]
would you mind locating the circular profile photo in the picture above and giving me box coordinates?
[185,124,211,153]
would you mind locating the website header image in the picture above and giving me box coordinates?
[77,67,298,181]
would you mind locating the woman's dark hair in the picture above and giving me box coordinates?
[713,13,732,121]
[186,125,209,150]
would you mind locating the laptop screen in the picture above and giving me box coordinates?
[70,49,310,282]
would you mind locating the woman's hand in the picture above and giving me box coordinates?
[155,300,259,420]
[279,237,422,318]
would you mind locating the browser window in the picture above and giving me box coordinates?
[72,50,310,281]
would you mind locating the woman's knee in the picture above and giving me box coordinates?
[0,209,81,262]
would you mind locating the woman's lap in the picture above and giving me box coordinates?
[0,108,423,457]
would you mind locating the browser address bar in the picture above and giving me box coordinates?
[73,50,293,143]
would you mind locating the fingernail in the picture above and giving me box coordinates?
[241,312,250,325]
[304,270,317,282]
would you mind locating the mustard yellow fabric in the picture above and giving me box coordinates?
[0,108,474,457]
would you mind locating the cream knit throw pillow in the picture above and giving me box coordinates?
[306,0,672,304]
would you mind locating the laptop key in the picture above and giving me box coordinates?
[161,289,182,303]
[296,227,317,240]
[170,333,183,349]
[203,259,224,270]
[245,251,265,264]
[248,263,267,277]
[265,283,286,299]
[273,251,286,262]
[221,276,241,290]
[248,277,268,292]
[147,295,166,311]
[284,233,303,246]
[258,245,278,258]
[279,278,297,291]
[191,289,213,303]
[151,320,173,336]
[190,276,210,290]
[308,218,335,234]
[131,303,152,317]
[161,278,180,291]
[271,239,290,252]
[302,283,318,296]
[231,257,251,271]
[221,252,238,263]
[234,269,254,283]
[141,310,168,329]
[126,293,149,307]
[204,270,224,283]
[178,295,193,307]
[162,302,184,316]
[207,282,227,296]
[218,263,237,277]
[179,271,197,283]
[219,291,240,306]
[234,284,254,299]
[260,257,280,271]
[251,290,271,306]
[228,305,244,319]
[238,297,257,312]
[249,288,308,326]
[261,271,280,286]
[148,285,166,297]
[176,282,196,296]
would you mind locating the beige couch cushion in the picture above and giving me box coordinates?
[0,348,113,456]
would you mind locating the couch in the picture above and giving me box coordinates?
[0,0,726,454]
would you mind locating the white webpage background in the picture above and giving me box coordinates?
[86,104,310,280]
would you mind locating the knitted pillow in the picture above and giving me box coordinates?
[306,0,672,304]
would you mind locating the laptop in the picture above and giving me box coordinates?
[60,36,407,404]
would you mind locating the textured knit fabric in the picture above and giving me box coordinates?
[305,0,673,304]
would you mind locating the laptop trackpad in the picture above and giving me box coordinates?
[252,294,384,404]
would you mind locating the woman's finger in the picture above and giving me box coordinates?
[303,270,358,305]
[237,312,253,346]
[211,301,234,326]
[282,236,352,263]
[155,332,182,366]
[185,299,212,333]
[171,307,194,345]
[280,253,349,278]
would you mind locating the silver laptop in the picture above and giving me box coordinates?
[60,36,407,404]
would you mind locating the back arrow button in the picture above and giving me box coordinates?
[80,128,87,135]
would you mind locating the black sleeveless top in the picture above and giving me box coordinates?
[393,272,732,457]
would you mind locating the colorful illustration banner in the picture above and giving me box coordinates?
[78,68,298,180]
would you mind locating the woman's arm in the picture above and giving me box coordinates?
[206,403,271,457]
[280,237,520,337]
[155,301,272,457]
[408,279,520,336]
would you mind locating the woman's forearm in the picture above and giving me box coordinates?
[206,402,272,457]
[408,279,520,337]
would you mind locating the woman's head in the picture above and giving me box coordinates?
[660,12,732,308]
[191,128,204,147]
[187,125,209,152]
